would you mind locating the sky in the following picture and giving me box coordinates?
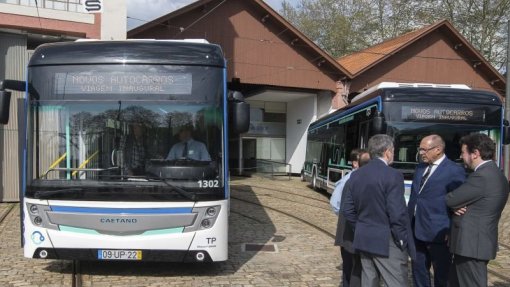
[126,0,299,30]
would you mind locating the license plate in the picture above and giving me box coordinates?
[98,250,142,260]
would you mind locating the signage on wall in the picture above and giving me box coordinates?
[83,0,103,13]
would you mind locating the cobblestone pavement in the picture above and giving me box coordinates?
[0,176,509,286]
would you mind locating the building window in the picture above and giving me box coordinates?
[1,0,83,13]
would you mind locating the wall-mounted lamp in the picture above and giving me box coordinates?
[472,62,481,68]
[290,38,298,45]
[490,79,500,85]
[317,59,326,66]
[454,43,463,50]
[261,14,269,22]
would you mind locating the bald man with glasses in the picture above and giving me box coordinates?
[407,134,466,287]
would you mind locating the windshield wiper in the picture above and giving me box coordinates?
[34,188,84,199]
[119,173,196,201]
[159,178,195,201]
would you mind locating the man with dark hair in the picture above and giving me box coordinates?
[343,134,415,287]
[332,148,370,287]
[408,134,465,287]
[446,133,509,287]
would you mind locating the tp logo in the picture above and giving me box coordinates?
[84,0,102,13]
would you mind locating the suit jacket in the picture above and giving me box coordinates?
[407,158,465,242]
[446,161,509,260]
[343,159,416,259]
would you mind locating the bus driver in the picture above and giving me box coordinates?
[166,125,211,161]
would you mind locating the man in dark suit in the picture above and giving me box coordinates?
[446,133,509,287]
[334,149,370,287]
[407,134,465,287]
[343,134,415,287]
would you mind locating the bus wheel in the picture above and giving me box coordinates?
[312,171,318,190]
[300,170,305,182]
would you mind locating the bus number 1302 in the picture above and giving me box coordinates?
[198,180,219,188]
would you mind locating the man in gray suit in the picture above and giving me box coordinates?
[446,133,509,287]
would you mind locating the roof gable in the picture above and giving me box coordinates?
[337,20,505,95]
[128,0,351,81]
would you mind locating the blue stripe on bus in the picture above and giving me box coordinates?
[223,63,229,199]
[50,206,192,214]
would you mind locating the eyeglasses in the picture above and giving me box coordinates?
[418,146,438,153]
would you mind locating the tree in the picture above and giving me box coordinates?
[280,0,509,72]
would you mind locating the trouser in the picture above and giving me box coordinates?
[341,247,361,287]
[448,254,488,287]
[412,239,451,287]
[360,240,409,287]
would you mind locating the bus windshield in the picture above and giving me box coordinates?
[26,64,225,201]
[389,122,500,179]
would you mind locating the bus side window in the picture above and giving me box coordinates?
[398,147,408,162]
[358,121,370,148]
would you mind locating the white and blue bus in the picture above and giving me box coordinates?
[302,82,509,198]
[0,40,249,262]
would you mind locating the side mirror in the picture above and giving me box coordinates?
[228,91,244,102]
[503,120,510,145]
[0,91,12,124]
[371,111,386,135]
[230,101,250,134]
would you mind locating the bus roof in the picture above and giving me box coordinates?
[310,83,501,129]
[28,40,225,67]
[351,82,471,103]
[349,85,500,106]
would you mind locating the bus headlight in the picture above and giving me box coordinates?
[29,204,39,215]
[201,219,211,228]
[206,207,216,217]
[195,252,205,261]
[33,216,43,226]
[39,250,48,258]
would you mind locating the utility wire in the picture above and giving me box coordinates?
[174,0,227,37]
[34,0,44,31]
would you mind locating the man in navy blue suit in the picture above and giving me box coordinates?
[407,134,465,287]
[343,134,415,287]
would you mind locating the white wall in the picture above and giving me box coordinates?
[317,90,333,119]
[101,0,126,40]
[286,95,316,174]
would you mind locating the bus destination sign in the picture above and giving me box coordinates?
[55,72,192,95]
[402,105,485,123]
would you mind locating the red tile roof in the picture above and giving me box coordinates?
[337,19,505,95]
[337,23,436,76]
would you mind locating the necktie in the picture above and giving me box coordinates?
[419,164,433,191]
[182,142,188,158]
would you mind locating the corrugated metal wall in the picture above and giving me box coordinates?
[0,33,28,202]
